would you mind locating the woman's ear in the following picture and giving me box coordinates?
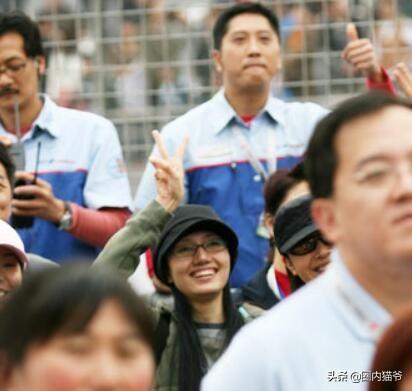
[284,256,298,276]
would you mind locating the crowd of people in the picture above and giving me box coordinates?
[0,2,412,391]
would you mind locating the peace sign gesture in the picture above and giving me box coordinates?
[151,130,188,213]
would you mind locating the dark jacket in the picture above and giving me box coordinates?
[240,263,280,310]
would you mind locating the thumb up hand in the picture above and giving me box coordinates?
[346,22,359,42]
[342,23,382,81]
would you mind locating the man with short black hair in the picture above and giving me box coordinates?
[135,3,391,288]
[202,91,412,390]
[0,11,132,262]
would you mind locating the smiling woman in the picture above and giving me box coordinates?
[93,128,263,391]
[152,204,249,391]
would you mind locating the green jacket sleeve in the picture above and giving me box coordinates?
[92,200,172,279]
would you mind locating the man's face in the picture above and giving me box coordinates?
[213,13,281,93]
[315,106,412,273]
[0,32,44,112]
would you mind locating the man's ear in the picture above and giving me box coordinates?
[274,51,282,74]
[35,56,46,75]
[212,49,223,73]
[311,198,339,243]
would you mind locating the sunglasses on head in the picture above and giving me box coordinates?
[287,232,332,256]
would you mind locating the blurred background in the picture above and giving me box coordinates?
[2,0,412,189]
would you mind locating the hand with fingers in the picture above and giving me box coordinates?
[11,171,66,223]
[342,23,382,82]
[393,62,412,98]
[151,130,188,213]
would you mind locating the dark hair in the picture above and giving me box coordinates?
[0,265,155,366]
[171,284,244,391]
[264,161,306,216]
[213,3,280,50]
[369,304,412,391]
[305,92,412,198]
[0,11,44,58]
[0,144,15,189]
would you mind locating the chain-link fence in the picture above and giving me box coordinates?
[2,0,412,190]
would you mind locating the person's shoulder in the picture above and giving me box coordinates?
[271,96,328,117]
[53,102,115,132]
[161,94,219,134]
[27,253,59,271]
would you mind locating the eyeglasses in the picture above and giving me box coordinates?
[171,237,227,259]
[288,233,332,256]
[0,61,28,78]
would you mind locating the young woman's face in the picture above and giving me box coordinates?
[0,247,23,303]
[7,299,155,391]
[168,230,231,301]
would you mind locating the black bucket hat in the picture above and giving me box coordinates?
[274,194,318,255]
[153,205,238,285]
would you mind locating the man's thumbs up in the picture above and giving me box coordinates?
[342,23,382,82]
[346,23,359,42]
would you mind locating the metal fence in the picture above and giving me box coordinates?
[2,0,412,190]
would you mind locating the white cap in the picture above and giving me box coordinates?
[0,220,28,269]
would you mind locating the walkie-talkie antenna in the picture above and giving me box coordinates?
[13,95,21,140]
[33,142,41,184]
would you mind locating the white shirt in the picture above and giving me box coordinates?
[201,251,392,391]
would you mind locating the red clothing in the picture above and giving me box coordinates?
[241,115,256,125]
[68,203,131,248]
[367,67,396,95]
[275,269,291,298]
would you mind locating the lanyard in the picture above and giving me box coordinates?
[232,123,277,183]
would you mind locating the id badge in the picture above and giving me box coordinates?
[10,141,25,171]
[256,211,270,239]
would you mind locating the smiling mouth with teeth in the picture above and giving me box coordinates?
[191,269,217,279]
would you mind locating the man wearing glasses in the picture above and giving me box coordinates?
[0,11,132,262]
